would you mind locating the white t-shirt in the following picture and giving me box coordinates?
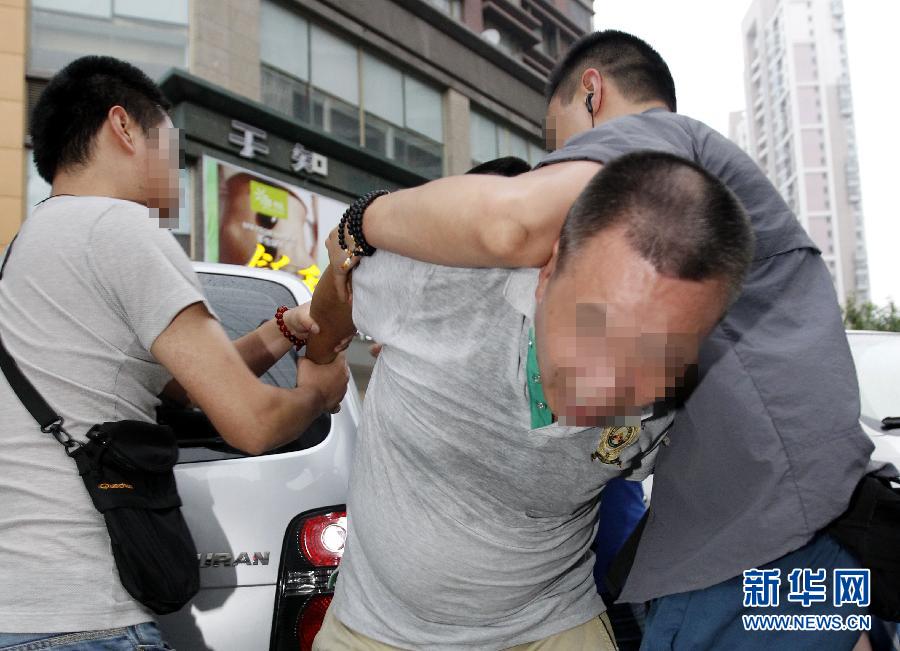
[0,196,211,632]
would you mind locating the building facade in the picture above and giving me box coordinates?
[739,0,868,303]
[2,0,592,384]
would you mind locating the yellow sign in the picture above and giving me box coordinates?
[248,244,321,292]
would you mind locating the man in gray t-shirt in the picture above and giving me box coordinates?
[0,55,349,646]
[311,152,753,650]
[323,30,874,650]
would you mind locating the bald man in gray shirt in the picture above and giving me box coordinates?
[308,152,753,650]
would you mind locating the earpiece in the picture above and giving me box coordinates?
[584,92,594,115]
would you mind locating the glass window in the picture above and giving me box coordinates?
[261,65,310,123]
[29,0,188,78]
[395,130,443,178]
[173,167,192,235]
[310,26,359,105]
[797,87,821,124]
[471,109,538,168]
[805,172,829,211]
[167,272,332,463]
[260,1,309,81]
[404,76,443,143]
[801,128,825,167]
[425,0,462,20]
[32,0,111,18]
[363,53,403,125]
[470,110,498,165]
[258,8,444,176]
[503,130,529,161]
[312,89,360,146]
[794,43,817,83]
[113,0,188,25]
[527,141,545,166]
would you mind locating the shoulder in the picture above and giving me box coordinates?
[89,199,183,252]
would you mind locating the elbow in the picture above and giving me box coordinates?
[479,190,531,266]
[217,417,269,456]
[483,216,530,266]
[217,386,284,456]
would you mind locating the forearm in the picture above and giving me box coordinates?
[247,384,326,453]
[305,265,356,364]
[234,318,292,376]
[161,318,290,404]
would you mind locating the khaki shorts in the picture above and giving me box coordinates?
[312,608,617,651]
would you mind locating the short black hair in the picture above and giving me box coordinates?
[30,55,171,183]
[466,156,531,177]
[557,151,753,300]
[547,30,677,112]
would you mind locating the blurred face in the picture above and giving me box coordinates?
[140,114,182,221]
[544,92,591,151]
[533,226,729,426]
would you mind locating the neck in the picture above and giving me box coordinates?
[51,165,140,204]
[597,99,669,125]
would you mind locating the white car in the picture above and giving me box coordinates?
[847,330,900,470]
[158,263,361,651]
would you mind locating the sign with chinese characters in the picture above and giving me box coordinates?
[202,156,348,292]
[229,120,328,178]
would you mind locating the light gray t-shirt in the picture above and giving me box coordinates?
[0,196,211,632]
[331,252,666,650]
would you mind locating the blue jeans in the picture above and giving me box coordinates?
[0,623,171,650]
[641,533,867,650]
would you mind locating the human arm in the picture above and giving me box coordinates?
[161,302,324,404]
[360,161,601,268]
[304,265,357,365]
[151,303,349,456]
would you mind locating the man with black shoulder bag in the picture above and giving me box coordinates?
[0,56,350,650]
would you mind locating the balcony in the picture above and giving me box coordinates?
[483,0,541,47]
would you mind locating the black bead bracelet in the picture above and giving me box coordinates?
[338,189,389,257]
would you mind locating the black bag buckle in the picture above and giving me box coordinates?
[41,418,83,456]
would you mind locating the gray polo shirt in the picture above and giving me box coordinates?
[538,109,873,602]
[331,256,670,649]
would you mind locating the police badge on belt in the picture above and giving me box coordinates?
[591,425,641,465]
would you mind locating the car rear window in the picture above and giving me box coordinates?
[163,272,330,463]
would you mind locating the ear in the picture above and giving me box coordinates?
[580,68,603,115]
[107,105,138,155]
[535,239,561,304]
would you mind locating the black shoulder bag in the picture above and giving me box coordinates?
[0,237,199,615]
[827,472,900,622]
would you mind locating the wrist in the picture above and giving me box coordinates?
[362,194,387,250]
[339,190,389,257]
[275,306,305,351]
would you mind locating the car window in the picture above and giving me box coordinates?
[164,271,329,463]
[847,332,900,430]
[201,271,300,390]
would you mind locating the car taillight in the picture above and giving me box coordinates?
[296,595,331,651]
[270,507,347,651]
[300,513,347,567]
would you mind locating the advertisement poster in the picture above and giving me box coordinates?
[202,156,348,291]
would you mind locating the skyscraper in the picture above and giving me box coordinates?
[739,0,868,302]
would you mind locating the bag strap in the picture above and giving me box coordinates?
[0,237,80,454]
